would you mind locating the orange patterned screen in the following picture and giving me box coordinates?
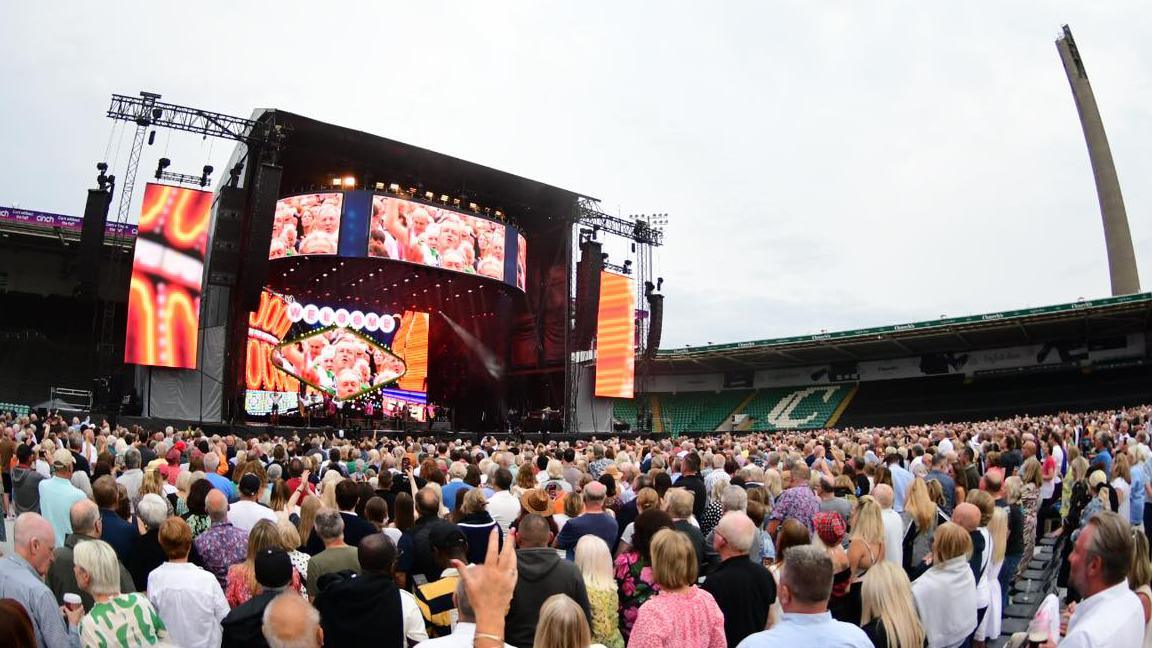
[124,184,212,368]
[594,271,635,398]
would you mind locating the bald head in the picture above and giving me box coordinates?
[262,592,322,648]
[715,511,757,555]
[953,502,980,532]
[872,484,894,509]
[206,489,229,522]
[14,512,54,548]
[70,498,101,536]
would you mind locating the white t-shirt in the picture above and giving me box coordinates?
[227,500,278,531]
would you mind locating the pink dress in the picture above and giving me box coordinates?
[224,564,303,608]
[626,586,727,648]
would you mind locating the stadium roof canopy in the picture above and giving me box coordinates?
[654,293,1152,373]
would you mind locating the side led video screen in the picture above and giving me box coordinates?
[516,233,527,291]
[269,193,343,258]
[594,271,635,398]
[368,195,506,281]
[244,290,429,415]
[123,183,212,368]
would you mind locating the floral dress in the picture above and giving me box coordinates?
[615,551,660,640]
[1017,482,1040,578]
[586,584,626,648]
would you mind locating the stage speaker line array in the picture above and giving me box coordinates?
[77,188,113,297]
[572,239,603,350]
[240,162,283,311]
[206,186,246,287]
[645,292,664,359]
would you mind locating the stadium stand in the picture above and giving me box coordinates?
[655,389,751,435]
[738,384,854,431]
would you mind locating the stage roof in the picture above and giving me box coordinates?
[654,293,1152,373]
[255,110,589,234]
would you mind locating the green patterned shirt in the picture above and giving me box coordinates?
[80,593,168,648]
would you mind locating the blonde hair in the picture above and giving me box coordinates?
[904,478,937,531]
[860,561,926,648]
[1005,476,1023,506]
[533,594,592,648]
[1068,456,1089,484]
[932,522,972,564]
[966,490,995,527]
[665,488,694,519]
[1113,454,1131,483]
[1130,528,1152,590]
[650,528,697,589]
[73,539,122,596]
[242,520,285,593]
[852,496,884,546]
[1021,457,1042,488]
[319,473,343,509]
[764,469,783,499]
[635,487,660,513]
[563,491,584,518]
[574,535,615,590]
[278,519,302,551]
[296,495,322,551]
[988,506,1009,563]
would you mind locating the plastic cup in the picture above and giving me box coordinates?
[63,593,82,611]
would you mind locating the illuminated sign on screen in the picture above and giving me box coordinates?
[269,193,343,258]
[594,271,635,398]
[368,195,506,281]
[124,184,212,368]
[245,290,429,412]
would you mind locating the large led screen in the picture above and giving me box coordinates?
[516,233,527,291]
[368,196,506,281]
[594,271,636,398]
[244,290,429,415]
[124,183,212,368]
[269,193,343,258]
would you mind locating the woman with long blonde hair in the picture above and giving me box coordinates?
[861,561,926,648]
[1128,528,1152,646]
[901,477,946,576]
[574,535,624,648]
[1018,457,1042,578]
[295,495,322,550]
[842,496,885,625]
[975,506,1009,644]
[224,519,302,607]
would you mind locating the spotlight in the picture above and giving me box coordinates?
[657,277,664,291]
[494,210,503,218]
[468,202,478,211]
[374,182,385,191]
[343,176,356,188]
[331,178,343,187]
[228,162,244,187]
[452,198,462,207]
[154,158,170,180]
[425,191,434,200]
[440,194,449,203]
[200,165,214,187]
[389,183,400,193]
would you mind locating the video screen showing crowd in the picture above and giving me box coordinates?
[2,405,1150,648]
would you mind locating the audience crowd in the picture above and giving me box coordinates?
[0,405,1150,648]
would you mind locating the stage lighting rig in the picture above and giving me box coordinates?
[95,162,115,192]
[154,157,171,180]
[343,176,356,188]
[228,162,244,188]
[200,165,214,187]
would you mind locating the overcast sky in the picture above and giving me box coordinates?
[2,2,1149,349]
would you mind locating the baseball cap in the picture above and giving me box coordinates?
[429,525,468,551]
[52,448,74,471]
[253,549,293,588]
[239,473,261,496]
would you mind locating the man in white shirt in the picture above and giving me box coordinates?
[873,485,904,566]
[1059,510,1143,648]
[485,468,519,532]
[148,517,229,648]
[228,474,277,532]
